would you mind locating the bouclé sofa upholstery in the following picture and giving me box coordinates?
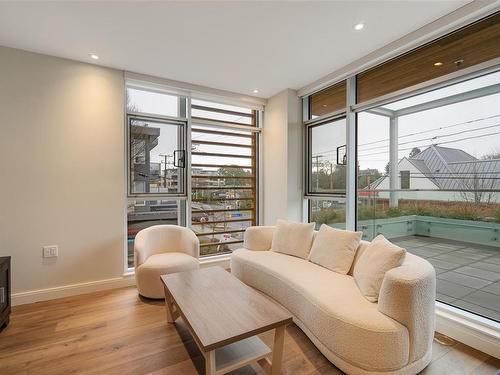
[230,226,436,375]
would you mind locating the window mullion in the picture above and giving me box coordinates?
[345,76,357,230]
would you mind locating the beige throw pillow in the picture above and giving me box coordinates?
[353,235,406,302]
[271,220,315,259]
[308,225,362,274]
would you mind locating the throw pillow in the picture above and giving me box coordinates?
[271,219,315,259]
[308,225,362,274]
[353,234,406,302]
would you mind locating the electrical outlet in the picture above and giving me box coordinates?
[42,245,58,258]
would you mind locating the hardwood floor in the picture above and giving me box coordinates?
[0,286,498,375]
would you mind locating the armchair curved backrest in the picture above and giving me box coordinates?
[134,225,200,267]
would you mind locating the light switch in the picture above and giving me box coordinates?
[42,245,58,258]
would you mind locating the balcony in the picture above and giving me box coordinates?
[392,235,500,322]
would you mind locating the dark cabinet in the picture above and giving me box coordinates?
[0,256,10,331]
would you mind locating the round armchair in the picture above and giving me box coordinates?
[134,225,200,299]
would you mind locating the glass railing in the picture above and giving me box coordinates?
[356,188,500,322]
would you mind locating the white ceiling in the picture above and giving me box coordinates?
[0,1,470,99]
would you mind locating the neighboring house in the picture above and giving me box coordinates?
[369,145,500,203]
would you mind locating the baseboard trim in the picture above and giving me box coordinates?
[11,256,230,307]
[200,254,231,270]
[11,275,136,306]
[435,302,500,359]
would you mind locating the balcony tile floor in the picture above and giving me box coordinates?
[391,235,500,322]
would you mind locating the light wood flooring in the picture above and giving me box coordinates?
[0,287,498,375]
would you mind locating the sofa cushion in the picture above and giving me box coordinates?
[309,225,362,274]
[271,219,315,259]
[231,249,409,371]
[354,235,406,302]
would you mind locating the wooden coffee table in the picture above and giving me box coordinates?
[161,267,292,375]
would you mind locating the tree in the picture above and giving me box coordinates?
[217,166,251,186]
[409,147,422,158]
[481,150,500,160]
[459,162,497,204]
[126,89,139,113]
[357,168,382,189]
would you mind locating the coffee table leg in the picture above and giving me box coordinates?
[271,325,285,375]
[163,286,177,323]
[205,350,216,375]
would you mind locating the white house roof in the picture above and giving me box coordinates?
[368,145,500,191]
[412,145,500,190]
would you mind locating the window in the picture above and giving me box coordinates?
[128,116,186,196]
[190,102,259,257]
[400,171,410,189]
[126,87,189,268]
[356,70,500,322]
[125,87,261,266]
[306,117,347,195]
[126,87,182,117]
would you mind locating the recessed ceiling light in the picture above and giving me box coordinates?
[322,104,328,108]
[89,53,99,60]
[354,23,364,31]
[252,89,259,94]
[434,62,443,66]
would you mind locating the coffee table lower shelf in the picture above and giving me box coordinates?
[213,336,271,375]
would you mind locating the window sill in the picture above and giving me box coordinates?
[435,301,500,358]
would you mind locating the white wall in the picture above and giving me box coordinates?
[0,47,126,298]
[262,89,303,224]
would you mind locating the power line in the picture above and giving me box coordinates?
[358,130,500,157]
[359,123,500,153]
[358,114,500,147]
[311,115,500,157]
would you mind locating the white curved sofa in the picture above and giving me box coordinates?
[230,226,436,375]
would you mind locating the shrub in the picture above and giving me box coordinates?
[447,205,479,221]
[313,208,346,225]
[386,207,402,217]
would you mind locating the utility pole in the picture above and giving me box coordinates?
[329,161,334,190]
[312,155,323,191]
[159,154,173,188]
